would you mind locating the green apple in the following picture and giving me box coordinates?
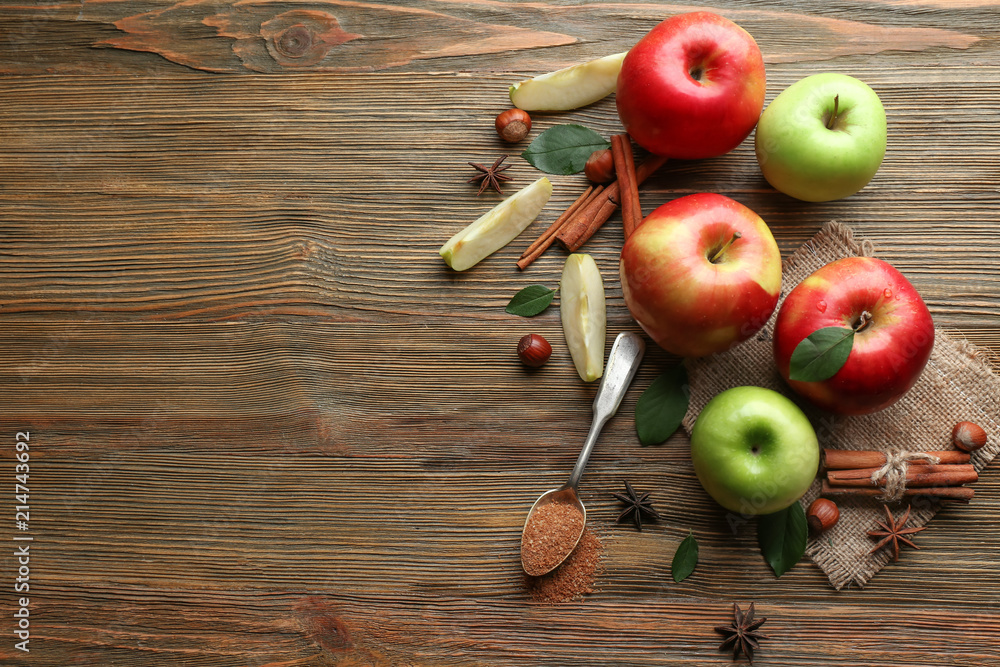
[509,52,627,111]
[754,73,887,202]
[690,386,819,515]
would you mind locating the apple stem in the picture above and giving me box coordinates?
[826,94,840,130]
[853,310,873,333]
[709,232,742,264]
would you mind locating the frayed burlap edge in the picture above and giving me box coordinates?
[681,221,1000,590]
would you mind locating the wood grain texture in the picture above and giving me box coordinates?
[1,69,998,332]
[1,0,999,664]
[0,0,992,74]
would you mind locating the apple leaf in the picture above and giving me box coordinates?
[634,365,690,445]
[757,502,807,578]
[506,284,556,317]
[671,531,699,583]
[788,326,855,382]
[521,125,610,175]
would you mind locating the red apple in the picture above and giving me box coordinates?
[620,193,781,358]
[773,257,935,415]
[616,12,766,159]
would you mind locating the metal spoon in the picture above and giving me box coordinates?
[520,331,646,576]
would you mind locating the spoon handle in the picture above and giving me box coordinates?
[566,332,646,490]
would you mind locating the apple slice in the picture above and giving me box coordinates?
[560,253,606,382]
[509,52,627,111]
[440,177,552,271]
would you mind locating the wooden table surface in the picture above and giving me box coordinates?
[2,1,999,665]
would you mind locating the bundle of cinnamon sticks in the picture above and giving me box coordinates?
[517,134,666,270]
[820,449,976,503]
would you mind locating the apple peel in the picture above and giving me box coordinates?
[440,177,552,271]
[509,52,627,111]
[560,253,606,382]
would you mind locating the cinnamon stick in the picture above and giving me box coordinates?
[517,186,599,270]
[560,192,618,253]
[634,153,668,185]
[822,449,971,471]
[557,154,667,252]
[820,479,974,503]
[826,465,978,488]
[610,134,640,239]
[827,463,974,480]
[520,186,594,257]
[622,140,640,234]
[554,185,612,253]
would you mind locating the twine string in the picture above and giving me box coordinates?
[871,451,942,501]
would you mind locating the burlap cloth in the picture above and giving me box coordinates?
[680,221,1000,590]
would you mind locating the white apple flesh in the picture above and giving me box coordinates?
[510,52,627,111]
[439,177,552,271]
[560,254,606,382]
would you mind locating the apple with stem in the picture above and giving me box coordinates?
[755,73,887,202]
[620,193,781,358]
[616,11,766,159]
[773,256,934,415]
[691,386,819,516]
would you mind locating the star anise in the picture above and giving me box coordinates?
[867,504,925,562]
[715,602,769,664]
[467,155,513,195]
[611,480,661,531]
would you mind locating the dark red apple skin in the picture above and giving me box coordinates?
[616,11,766,160]
[773,257,935,415]
[620,193,781,358]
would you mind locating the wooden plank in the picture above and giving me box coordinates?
[0,72,998,340]
[0,322,996,602]
[3,587,1000,664]
[0,0,988,74]
[10,450,996,599]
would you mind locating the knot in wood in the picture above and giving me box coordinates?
[260,10,362,68]
[274,24,314,58]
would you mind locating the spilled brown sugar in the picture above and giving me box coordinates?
[525,528,603,604]
[520,499,586,576]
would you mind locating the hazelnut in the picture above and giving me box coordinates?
[517,334,551,368]
[953,421,987,452]
[806,498,839,534]
[495,109,532,144]
[584,148,616,184]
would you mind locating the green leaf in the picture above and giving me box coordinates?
[789,326,855,382]
[757,502,807,578]
[505,284,555,316]
[520,125,610,175]
[634,365,689,445]
[671,531,699,583]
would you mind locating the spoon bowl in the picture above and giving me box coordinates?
[519,332,645,577]
[520,486,585,577]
